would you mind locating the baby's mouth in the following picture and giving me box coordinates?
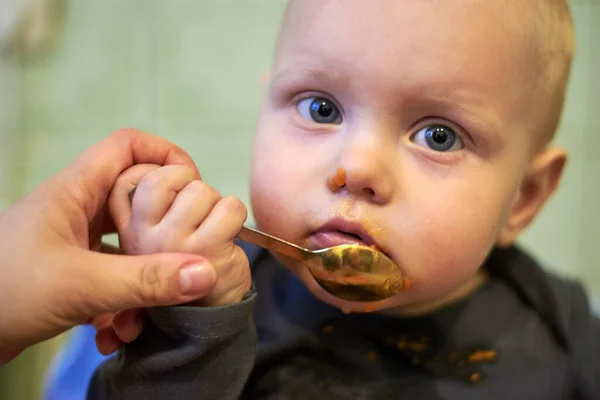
[310,218,383,253]
[312,230,371,247]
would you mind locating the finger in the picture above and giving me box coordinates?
[133,165,200,227]
[159,180,222,234]
[95,327,123,356]
[194,196,247,245]
[112,309,145,343]
[91,314,114,331]
[57,128,201,222]
[70,249,218,316]
[108,164,162,233]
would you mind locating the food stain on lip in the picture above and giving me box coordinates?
[327,201,384,244]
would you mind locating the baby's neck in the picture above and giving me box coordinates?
[384,269,489,317]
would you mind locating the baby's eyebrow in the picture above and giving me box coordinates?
[270,65,351,92]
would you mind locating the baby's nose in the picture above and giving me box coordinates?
[334,141,394,204]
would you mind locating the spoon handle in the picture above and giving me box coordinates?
[237,226,308,262]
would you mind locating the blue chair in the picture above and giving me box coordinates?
[42,325,113,400]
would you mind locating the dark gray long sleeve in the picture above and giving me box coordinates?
[87,290,257,400]
[570,295,600,399]
[581,315,600,398]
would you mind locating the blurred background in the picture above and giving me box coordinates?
[0,0,598,398]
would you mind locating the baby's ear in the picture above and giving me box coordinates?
[497,147,567,247]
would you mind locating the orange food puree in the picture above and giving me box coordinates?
[334,168,346,186]
[327,168,346,191]
[327,177,339,192]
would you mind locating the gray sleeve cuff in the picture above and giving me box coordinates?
[148,288,257,340]
[87,288,258,400]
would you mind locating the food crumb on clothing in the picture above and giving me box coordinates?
[468,372,483,384]
[468,350,497,363]
[322,325,335,335]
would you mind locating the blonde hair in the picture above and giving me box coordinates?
[519,0,575,146]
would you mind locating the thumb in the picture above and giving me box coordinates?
[75,249,217,315]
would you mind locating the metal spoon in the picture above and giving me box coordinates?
[128,189,403,301]
[237,227,403,301]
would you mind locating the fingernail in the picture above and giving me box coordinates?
[179,262,217,295]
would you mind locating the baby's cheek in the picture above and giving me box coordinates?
[401,209,500,297]
[251,182,283,231]
[251,165,300,234]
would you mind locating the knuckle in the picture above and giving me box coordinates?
[138,170,168,192]
[138,165,199,193]
[185,179,209,195]
[113,170,130,188]
[109,128,148,150]
[221,196,247,219]
[110,128,137,141]
[202,184,222,202]
[146,230,174,252]
[137,260,170,304]
[165,164,198,182]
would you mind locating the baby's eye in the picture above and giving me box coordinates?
[411,124,464,152]
[296,97,342,124]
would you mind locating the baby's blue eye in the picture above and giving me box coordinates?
[411,124,463,152]
[296,97,342,124]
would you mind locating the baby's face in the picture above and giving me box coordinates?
[250,0,557,312]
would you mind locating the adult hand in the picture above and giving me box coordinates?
[91,164,252,356]
[0,129,218,365]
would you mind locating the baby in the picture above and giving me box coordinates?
[87,0,600,399]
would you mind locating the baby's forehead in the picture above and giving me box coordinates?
[276,3,533,103]
[277,0,573,146]
[280,0,569,55]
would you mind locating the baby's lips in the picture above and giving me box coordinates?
[311,230,370,248]
[312,216,394,261]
